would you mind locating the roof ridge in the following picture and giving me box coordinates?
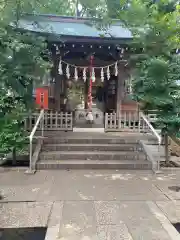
[22,13,123,24]
[23,13,101,21]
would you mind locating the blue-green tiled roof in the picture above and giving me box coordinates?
[17,14,132,40]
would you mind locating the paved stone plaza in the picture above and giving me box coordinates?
[0,169,180,239]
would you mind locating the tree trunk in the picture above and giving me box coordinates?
[12,147,16,166]
[164,132,170,165]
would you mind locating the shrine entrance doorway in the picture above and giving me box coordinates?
[69,79,105,129]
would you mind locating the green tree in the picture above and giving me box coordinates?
[0,85,27,161]
[0,0,50,162]
[128,0,180,165]
[133,56,180,164]
[28,0,75,15]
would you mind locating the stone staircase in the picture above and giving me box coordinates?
[36,132,153,170]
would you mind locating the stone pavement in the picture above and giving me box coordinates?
[0,169,180,239]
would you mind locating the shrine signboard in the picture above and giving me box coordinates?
[35,88,48,109]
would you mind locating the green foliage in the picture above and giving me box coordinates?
[124,0,180,136]
[28,0,75,16]
[0,86,27,156]
[0,0,51,158]
[6,0,128,18]
[0,115,27,157]
[0,30,50,107]
[133,56,180,133]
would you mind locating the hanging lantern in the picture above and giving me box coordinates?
[66,64,70,79]
[74,67,78,81]
[101,68,104,82]
[107,66,110,80]
[58,59,63,75]
[115,62,118,76]
[83,68,87,82]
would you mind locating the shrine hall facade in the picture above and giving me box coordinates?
[17,14,139,130]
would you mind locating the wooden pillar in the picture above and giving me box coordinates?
[50,43,69,112]
[55,75,63,111]
[116,63,126,115]
[53,52,66,112]
[53,55,59,111]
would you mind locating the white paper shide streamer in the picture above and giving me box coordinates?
[129,78,132,93]
[66,64,70,79]
[74,67,78,81]
[83,68,87,82]
[58,59,63,75]
[107,66,110,80]
[58,58,119,80]
[92,68,95,82]
[129,84,132,93]
[101,68,104,82]
[115,62,118,76]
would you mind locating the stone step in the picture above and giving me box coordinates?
[40,131,157,141]
[36,159,152,170]
[39,151,146,161]
[42,143,141,152]
[43,131,153,137]
[43,137,141,145]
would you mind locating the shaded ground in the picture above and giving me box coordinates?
[0,227,47,240]
[0,169,180,239]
